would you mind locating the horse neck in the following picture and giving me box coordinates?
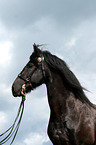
[45,70,70,107]
[45,69,94,115]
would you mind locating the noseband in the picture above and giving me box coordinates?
[18,66,37,90]
[18,55,45,94]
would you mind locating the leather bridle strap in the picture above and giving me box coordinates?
[18,67,38,84]
[41,56,46,81]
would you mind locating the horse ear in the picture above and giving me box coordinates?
[33,43,37,52]
[33,43,41,54]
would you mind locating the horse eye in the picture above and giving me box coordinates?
[37,57,42,63]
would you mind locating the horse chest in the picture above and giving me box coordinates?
[48,96,95,145]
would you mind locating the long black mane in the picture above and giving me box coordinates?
[43,50,94,107]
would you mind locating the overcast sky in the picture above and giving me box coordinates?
[0,0,96,145]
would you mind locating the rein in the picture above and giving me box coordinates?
[0,54,46,144]
[0,89,25,145]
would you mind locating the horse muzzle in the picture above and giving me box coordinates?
[12,84,26,97]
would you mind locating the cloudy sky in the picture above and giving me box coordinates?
[0,0,96,145]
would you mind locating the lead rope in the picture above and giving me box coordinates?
[0,85,26,145]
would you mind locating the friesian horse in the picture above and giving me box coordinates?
[12,44,96,145]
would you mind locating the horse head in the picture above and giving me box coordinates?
[12,44,47,97]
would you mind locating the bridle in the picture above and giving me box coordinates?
[18,55,45,96]
[18,66,37,93]
[0,55,45,145]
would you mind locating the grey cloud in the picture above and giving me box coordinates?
[0,0,96,30]
[43,141,52,145]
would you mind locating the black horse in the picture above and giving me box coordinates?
[12,44,96,145]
